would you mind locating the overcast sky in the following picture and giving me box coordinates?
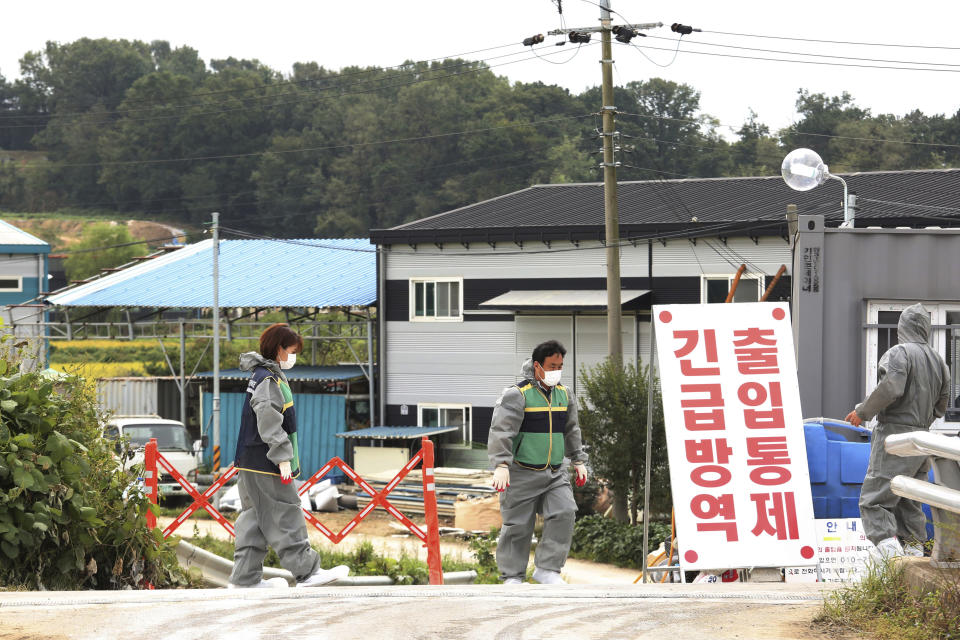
[4,0,960,136]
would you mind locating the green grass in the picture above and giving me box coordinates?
[186,529,499,585]
[816,559,960,639]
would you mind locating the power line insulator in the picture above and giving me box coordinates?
[523,34,545,47]
[612,25,638,44]
[568,31,592,44]
[671,23,695,35]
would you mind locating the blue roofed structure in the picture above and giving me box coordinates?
[45,237,375,308]
[196,365,367,382]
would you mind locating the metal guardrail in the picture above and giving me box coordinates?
[886,431,960,564]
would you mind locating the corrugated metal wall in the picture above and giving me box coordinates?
[97,378,159,416]
[385,320,516,408]
[201,391,346,477]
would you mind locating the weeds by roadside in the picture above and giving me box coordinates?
[816,559,960,640]
[187,530,500,585]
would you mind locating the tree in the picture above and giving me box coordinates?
[64,223,146,282]
[578,358,670,524]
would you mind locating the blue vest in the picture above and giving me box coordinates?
[234,366,301,477]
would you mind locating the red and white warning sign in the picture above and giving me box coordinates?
[654,302,818,571]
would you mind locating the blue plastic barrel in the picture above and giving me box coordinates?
[803,417,934,540]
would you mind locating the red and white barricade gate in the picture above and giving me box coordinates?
[144,436,444,585]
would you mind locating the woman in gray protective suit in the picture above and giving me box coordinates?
[846,303,950,559]
[228,323,349,588]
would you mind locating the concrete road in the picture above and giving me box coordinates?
[0,583,834,640]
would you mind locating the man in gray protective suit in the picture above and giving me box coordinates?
[488,340,588,584]
[845,303,950,558]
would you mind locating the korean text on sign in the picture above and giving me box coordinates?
[654,302,818,571]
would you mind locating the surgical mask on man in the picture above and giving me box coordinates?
[280,353,296,370]
[541,368,562,387]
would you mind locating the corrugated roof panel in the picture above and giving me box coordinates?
[0,219,50,251]
[380,169,960,236]
[195,365,367,381]
[480,289,650,309]
[335,426,459,439]
[46,238,376,308]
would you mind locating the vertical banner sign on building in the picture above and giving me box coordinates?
[654,302,818,571]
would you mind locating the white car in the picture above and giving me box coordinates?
[106,416,199,501]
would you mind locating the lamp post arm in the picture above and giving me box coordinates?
[829,173,851,227]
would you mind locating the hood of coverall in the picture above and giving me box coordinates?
[898,303,930,345]
[521,358,536,380]
[239,351,282,375]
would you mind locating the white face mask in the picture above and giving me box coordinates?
[280,353,296,370]
[541,368,562,387]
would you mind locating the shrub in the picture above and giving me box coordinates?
[0,355,190,589]
[569,514,671,569]
[817,559,960,640]
[578,358,671,523]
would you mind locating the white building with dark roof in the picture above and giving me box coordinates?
[370,169,960,464]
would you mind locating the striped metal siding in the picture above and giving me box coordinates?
[386,237,791,281]
[98,378,159,417]
[385,320,516,407]
[202,391,346,477]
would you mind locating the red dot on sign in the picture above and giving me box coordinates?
[684,550,698,563]
[800,546,814,559]
[659,311,673,323]
[772,307,786,320]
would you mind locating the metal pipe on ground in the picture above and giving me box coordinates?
[176,540,477,587]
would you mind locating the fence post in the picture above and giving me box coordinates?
[419,437,444,585]
[144,438,159,530]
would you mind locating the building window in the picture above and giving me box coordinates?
[865,302,960,429]
[701,274,761,303]
[419,403,471,446]
[409,278,462,321]
[0,277,22,292]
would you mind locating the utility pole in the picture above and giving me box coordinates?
[211,212,221,498]
[544,7,660,364]
[599,0,622,364]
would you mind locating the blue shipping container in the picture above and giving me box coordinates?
[202,391,346,481]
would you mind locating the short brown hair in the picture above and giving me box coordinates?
[259,323,303,361]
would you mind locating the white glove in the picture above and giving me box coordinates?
[278,460,292,484]
[574,462,588,487]
[492,465,510,492]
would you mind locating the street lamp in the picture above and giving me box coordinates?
[781,148,855,227]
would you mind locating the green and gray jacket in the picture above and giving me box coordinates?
[234,352,301,477]
[487,359,588,470]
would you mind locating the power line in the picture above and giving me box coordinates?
[221,217,789,258]
[14,113,595,170]
[0,40,538,122]
[622,41,960,74]
[703,29,960,52]
[0,43,596,130]
[643,35,960,68]
[617,110,960,151]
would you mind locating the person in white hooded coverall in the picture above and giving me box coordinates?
[845,303,950,558]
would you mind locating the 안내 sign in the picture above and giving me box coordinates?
[654,302,818,571]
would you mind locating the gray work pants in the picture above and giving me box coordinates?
[859,422,930,545]
[496,463,578,580]
[229,471,319,586]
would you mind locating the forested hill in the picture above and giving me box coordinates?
[2,38,959,236]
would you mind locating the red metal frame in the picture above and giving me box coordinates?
[144,436,445,584]
[143,438,237,538]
